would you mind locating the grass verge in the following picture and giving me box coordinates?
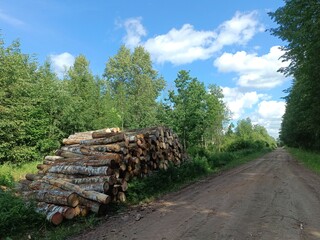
[0,148,271,239]
[287,148,320,174]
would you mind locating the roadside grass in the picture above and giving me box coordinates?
[0,148,271,239]
[287,148,320,174]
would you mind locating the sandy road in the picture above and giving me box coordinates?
[72,148,320,240]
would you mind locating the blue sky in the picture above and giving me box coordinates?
[0,0,290,138]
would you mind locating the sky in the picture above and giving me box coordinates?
[0,0,290,138]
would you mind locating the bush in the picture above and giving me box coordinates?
[0,190,45,238]
[127,156,211,204]
[0,173,14,188]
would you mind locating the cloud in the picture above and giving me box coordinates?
[222,87,267,120]
[144,24,216,64]
[122,17,147,49]
[122,11,263,64]
[213,11,264,50]
[0,9,25,27]
[50,52,75,78]
[223,88,286,138]
[214,46,289,89]
[252,100,286,138]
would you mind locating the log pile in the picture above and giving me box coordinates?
[21,126,184,225]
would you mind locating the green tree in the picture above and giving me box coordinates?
[167,70,207,148]
[204,84,228,151]
[269,0,320,149]
[0,39,53,163]
[64,55,101,133]
[104,45,165,129]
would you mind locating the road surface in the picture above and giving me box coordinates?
[72,148,320,240]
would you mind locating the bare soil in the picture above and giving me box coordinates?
[71,148,320,240]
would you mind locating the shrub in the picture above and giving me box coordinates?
[0,190,45,237]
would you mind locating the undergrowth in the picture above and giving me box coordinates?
[287,148,320,174]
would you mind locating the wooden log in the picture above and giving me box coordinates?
[78,206,89,217]
[29,180,57,191]
[45,156,64,161]
[37,202,76,220]
[78,182,109,193]
[17,179,32,192]
[80,133,128,146]
[55,150,84,158]
[37,164,52,173]
[80,145,128,155]
[62,138,83,145]
[45,179,110,204]
[47,165,113,176]
[36,205,64,225]
[25,173,43,181]
[92,131,119,139]
[63,175,117,185]
[114,179,128,192]
[29,190,79,207]
[43,158,119,168]
[60,146,83,155]
[45,153,122,165]
[78,197,108,215]
[117,191,126,203]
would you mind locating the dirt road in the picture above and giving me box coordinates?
[72,148,320,240]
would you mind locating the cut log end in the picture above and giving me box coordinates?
[68,193,80,207]
[48,211,64,225]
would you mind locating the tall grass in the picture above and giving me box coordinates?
[288,148,320,174]
[0,161,41,184]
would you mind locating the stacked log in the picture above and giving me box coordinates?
[22,126,184,225]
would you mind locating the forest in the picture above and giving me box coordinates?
[269,0,320,150]
[0,38,276,166]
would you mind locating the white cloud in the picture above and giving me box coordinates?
[252,100,286,138]
[144,24,216,64]
[222,87,267,120]
[122,11,263,64]
[213,11,264,50]
[50,52,75,78]
[122,17,147,49]
[0,9,24,26]
[214,46,289,89]
[223,88,286,138]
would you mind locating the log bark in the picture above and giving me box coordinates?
[31,190,79,207]
[63,176,117,185]
[45,179,110,204]
[47,165,112,176]
[78,196,108,215]
[78,182,109,193]
[92,130,120,139]
[80,133,128,146]
[45,156,64,161]
[37,202,76,220]
[25,173,43,181]
[36,205,64,225]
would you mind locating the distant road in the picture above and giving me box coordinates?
[73,148,320,240]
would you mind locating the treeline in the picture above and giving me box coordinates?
[269,0,320,150]
[0,37,276,165]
